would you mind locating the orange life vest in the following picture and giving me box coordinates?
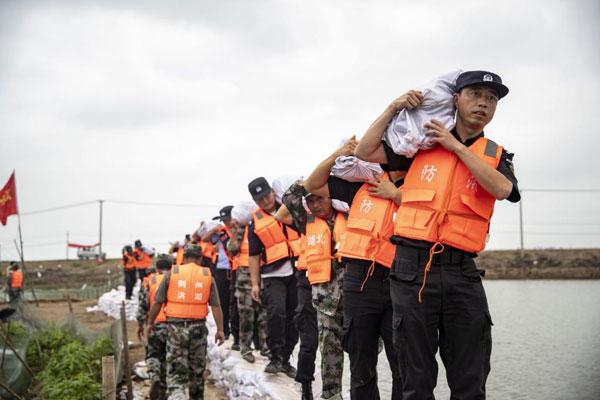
[165,263,212,319]
[201,242,217,264]
[252,209,292,265]
[148,272,167,323]
[336,176,397,268]
[122,253,136,270]
[286,227,302,258]
[234,227,250,268]
[304,213,347,285]
[394,138,502,253]
[10,270,23,289]
[296,233,308,271]
[175,247,184,266]
[134,248,152,269]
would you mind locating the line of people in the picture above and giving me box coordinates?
[133,70,520,400]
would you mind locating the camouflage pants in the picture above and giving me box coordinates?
[146,323,168,396]
[8,288,22,307]
[317,300,344,399]
[166,321,208,400]
[236,268,268,353]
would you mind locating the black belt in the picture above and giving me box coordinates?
[397,245,474,266]
[167,319,206,326]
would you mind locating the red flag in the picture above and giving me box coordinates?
[0,172,18,226]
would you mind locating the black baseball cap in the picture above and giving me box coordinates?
[248,177,272,201]
[455,70,509,99]
[212,205,233,222]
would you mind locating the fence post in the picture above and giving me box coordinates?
[120,301,133,400]
[102,355,116,400]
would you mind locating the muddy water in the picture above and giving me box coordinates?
[362,280,600,400]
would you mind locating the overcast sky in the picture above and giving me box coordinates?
[1,0,599,261]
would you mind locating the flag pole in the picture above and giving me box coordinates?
[16,212,39,307]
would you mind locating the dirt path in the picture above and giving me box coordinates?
[32,299,227,399]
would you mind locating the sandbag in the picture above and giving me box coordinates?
[272,175,302,204]
[331,155,384,183]
[231,201,258,226]
[383,70,462,157]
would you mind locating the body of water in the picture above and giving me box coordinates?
[337,280,600,399]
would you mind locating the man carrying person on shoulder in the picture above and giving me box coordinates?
[276,184,348,400]
[227,215,269,363]
[134,239,155,281]
[303,138,403,400]
[247,177,299,377]
[354,70,520,400]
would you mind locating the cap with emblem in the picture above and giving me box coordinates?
[455,70,509,99]
[212,205,234,222]
[248,177,273,201]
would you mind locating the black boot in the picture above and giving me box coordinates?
[264,350,282,374]
[301,381,313,400]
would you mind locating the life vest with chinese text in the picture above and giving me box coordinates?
[165,263,211,319]
[394,138,502,253]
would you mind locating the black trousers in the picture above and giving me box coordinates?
[294,270,318,383]
[343,262,402,400]
[137,268,148,281]
[124,269,137,300]
[390,245,492,400]
[262,273,299,362]
[230,270,240,343]
[214,268,232,337]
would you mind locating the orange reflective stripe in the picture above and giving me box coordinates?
[10,270,23,289]
[252,210,290,264]
[165,263,211,319]
[148,273,167,322]
[394,137,502,253]
[337,176,397,268]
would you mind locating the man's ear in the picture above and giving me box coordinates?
[453,92,459,107]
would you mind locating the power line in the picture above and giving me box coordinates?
[20,200,98,216]
[522,188,600,193]
[104,199,220,208]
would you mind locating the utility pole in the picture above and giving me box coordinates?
[98,200,104,261]
[66,231,69,260]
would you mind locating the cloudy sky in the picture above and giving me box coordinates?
[1,0,599,261]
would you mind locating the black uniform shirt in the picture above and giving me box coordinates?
[248,203,292,272]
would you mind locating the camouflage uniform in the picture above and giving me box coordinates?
[166,321,208,400]
[153,267,221,400]
[228,229,268,356]
[137,281,167,397]
[235,267,268,354]
[312,260,345,400]
[282,183,346,399]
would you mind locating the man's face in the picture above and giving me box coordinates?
[306,194,333,219]
[454,85,498,132]
[255,191,276,212]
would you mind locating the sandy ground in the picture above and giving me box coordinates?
[29,299,228,400]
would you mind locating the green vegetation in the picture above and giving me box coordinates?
[26,325,114,400]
